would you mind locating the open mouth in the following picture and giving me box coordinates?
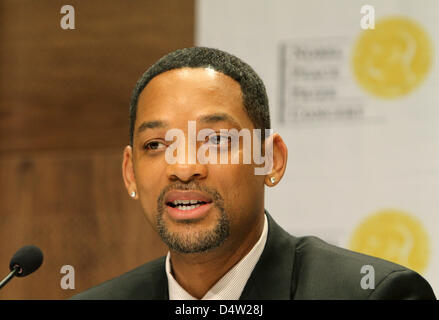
[164,190,214,220]
[167,200,210,211]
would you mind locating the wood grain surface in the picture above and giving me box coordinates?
[0,0,194,299]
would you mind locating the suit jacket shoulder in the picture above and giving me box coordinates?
[240,212,435,300]
[70,256,167,300]
[291,235,435,299]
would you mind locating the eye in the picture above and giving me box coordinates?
[207,134,230,146]
[143,140,167,151]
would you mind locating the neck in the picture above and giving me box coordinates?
[169,213,265,299]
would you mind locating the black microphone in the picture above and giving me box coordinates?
[0,245,43,290]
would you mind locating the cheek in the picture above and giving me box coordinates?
[134,152,166,182]
[211,164,264,210]
[134,157,166,209]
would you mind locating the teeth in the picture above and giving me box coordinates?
[175,204,202,211]
[172,200,203,205]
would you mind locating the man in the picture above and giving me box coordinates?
[72,47,436,300]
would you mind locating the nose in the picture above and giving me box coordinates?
[165,127,208,182]
[166,161,208,182]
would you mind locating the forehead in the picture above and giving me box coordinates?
[135,68,254,129]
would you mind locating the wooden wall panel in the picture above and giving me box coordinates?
[0,0,193,299]
[0,0,194,152]
[0,151,168,299]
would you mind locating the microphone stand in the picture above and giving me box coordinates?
[0,266,20,290]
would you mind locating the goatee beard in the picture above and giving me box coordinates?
[156,182,230,253]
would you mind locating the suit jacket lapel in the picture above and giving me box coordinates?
[239,211,297,300]
[153,258,169,300]
[153,263,169,300]
[132,257,169,300]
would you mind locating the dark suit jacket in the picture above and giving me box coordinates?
[71,212,436,300]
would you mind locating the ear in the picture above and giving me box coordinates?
[122,145,137,199]
[264,133,288,187]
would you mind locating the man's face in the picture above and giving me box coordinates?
[128,68,265,253]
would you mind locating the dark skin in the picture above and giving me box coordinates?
[122,67,288,299]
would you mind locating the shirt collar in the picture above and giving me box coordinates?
[165,214,268,300]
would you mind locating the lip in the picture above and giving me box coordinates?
[166,202,214,221]
[165,190,213,203]
[164,190,214,221]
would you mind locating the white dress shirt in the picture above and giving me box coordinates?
[165,214,268,300]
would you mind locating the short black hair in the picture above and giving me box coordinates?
[129,46,270,146]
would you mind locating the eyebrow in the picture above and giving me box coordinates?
[198,113,242,129]
[136,120,169,135]
[136,112,242,135]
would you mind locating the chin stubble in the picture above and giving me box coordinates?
[156,182,230,254]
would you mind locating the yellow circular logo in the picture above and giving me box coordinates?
[352,17,433,98]
[350,209,429,274]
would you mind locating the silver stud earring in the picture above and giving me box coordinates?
[270,177,276,184]
[130,191,136,198]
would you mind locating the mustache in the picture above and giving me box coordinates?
[157,181,224,208]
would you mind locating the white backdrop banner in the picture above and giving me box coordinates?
[196,0,439,296]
